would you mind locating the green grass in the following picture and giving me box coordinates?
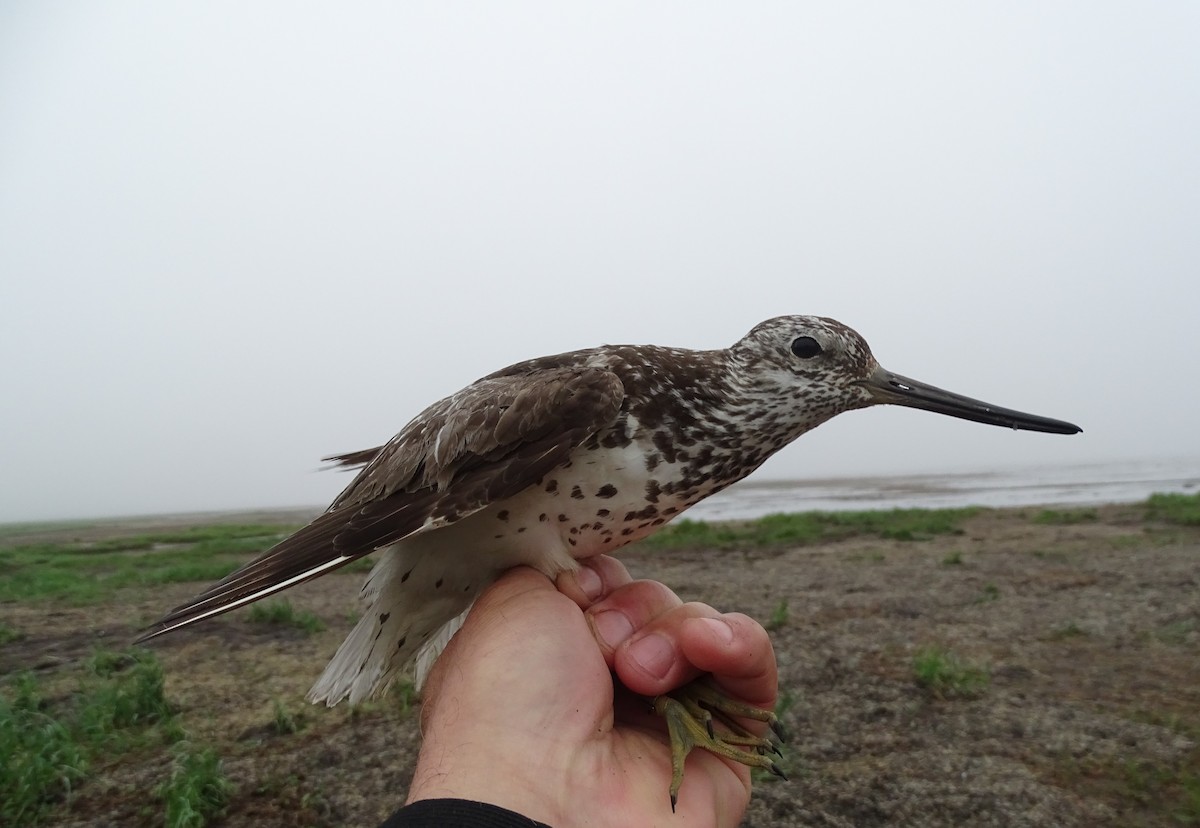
[0,622,22,646]
[912,647,990,699]
[0,649,195,825]
[1114,710,1200,822]
[640,506,982,550]
[1032,508,1098,525]
[978,582,1001,603]
[0,674,87,825]
[0,519,101,542]
[765,598,790,631]
[1155,619,1198,647]
[0,525,296,605]
[340,554,377,574]
[1145,492,1200,526]
[752,686,800,784]
[270,700,305,735]
[941,551,964,566]
[1049,621,1088,639]
[78,650,177,742]
[247,599,325,634]
[158,744,231,828]
[1030,548,1070,561]
[392,681,419,716]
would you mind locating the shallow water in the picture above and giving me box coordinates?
[689,457,1200,521]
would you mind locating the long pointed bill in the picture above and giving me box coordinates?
[863,367,1082,435]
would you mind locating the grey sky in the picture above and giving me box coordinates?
[1,2,1197,522]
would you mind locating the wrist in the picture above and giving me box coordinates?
[406,723,576,827]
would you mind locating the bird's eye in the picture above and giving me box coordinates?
[790,336,823,358]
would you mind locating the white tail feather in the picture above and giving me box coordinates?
[306,545,484,706]
[412,609,468,690]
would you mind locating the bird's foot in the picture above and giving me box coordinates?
[653,677,788,811]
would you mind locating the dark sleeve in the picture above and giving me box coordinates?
[379,798,553,828]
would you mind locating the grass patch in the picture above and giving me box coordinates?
[1030,548,1070,561]
[941,551,964,566]
[0,649,192,825]
[340,554,377,574]
[1049,621,1088,639]
[765,599,790,631]
[1056,752,1200,826]
[1033,508,1098,525]
[0,525,297,606]
[752,686,800,784]
[78,650,177,742]
[0,622,23,646]
[270,700,305,735]
[0,674,87,825]
[977,583,1001,603]
[392,681,419,716]
[1155,619,1198,647]
[912,647,990,699]
[641,506,981,550]
[1145,492,1200,526]
[247,600,325,634]
[158,743,231,828]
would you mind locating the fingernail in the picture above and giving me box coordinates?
[698,616,734,645]
[628,633,674,679]
[592,610,633,649]
[575,565,603,600]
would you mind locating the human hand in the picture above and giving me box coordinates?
[405,557,779,828]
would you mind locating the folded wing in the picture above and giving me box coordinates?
[136,365,624,641]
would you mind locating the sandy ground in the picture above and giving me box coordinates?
[3,502,1198,827]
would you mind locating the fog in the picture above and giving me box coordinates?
[1,2,1196,521]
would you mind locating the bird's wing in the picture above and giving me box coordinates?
[136,365,624,641]
[321,446,384,470]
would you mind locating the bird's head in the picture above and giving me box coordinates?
[728,315,1081,441]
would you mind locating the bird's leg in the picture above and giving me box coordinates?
[651,676,788,810]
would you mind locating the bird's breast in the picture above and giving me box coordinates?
[483,440,734,566]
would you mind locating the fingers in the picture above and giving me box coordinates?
[676,612,778,709]
[554,555,635,608]
[562,561,778,710]
[585,579,684,663]
[614,605,778,710]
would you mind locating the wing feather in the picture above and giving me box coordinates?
[321,447,383,470]
[136,364,623,641]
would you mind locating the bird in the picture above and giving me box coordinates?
[138,315,1081,801]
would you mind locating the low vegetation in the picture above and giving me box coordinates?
[158,744,232,828]
[1032,508,1098,525]
[912,647,990,699]
[0,649,223,826]
[0,525,297,605]
[0,622,21,645]
[270,699,305,735]
[765,598,790,631]
[247,599,326,635]
[1145,492,1200,526]
[640,506,981,551]
[0,674,86,825]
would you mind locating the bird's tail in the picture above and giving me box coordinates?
[306,543,487,706]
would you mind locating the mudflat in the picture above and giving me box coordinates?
[2,498,1197,827]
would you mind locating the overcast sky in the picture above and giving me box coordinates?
[1,2,1197,522]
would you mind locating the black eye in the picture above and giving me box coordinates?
[790,336,823,358]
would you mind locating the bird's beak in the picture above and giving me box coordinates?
[860,366,1082,435]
